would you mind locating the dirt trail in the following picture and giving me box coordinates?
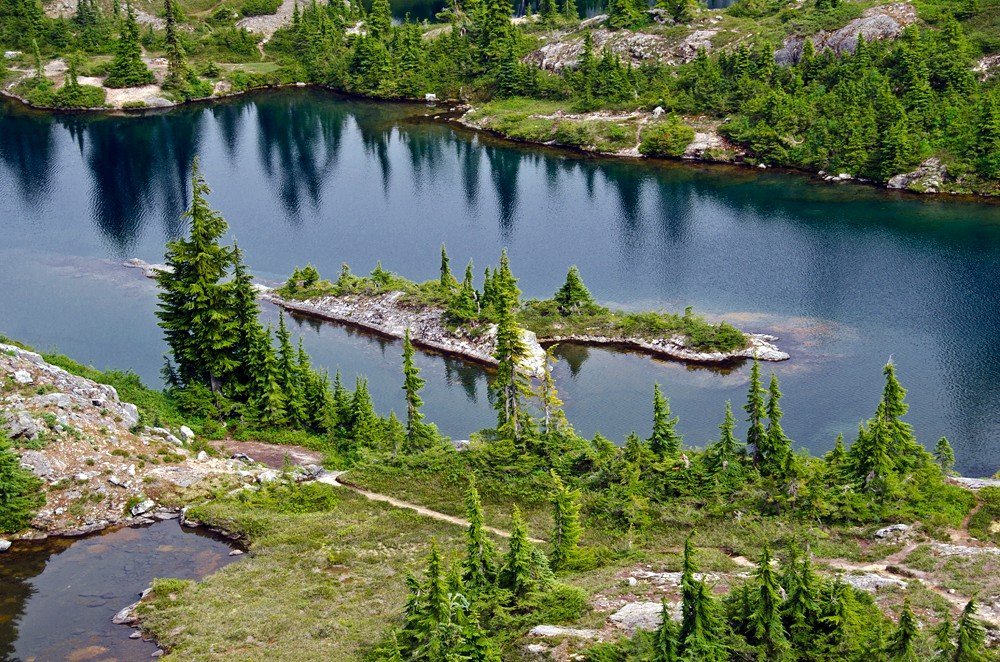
[318,471,546,544]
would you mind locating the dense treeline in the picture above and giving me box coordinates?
[3,0,997,184]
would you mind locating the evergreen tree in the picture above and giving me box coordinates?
[607,0,644,29]
[548,470,581,570]
[932,617,956,661]
[933,436,955,473]
[954,600,986,662]
[275,312,306,424]
[350,377,381,448]
[553,265,594,313]
[105,1,154,88]
[824,433,847,474]
[367,0,392,40]
[761,372,792,477]
[156,158,237,392]
[705,401,742,477]
[538,347,567,435]
[782,551,820,649]
[0,436,45,533]
[401,328,427,445]
[499,506,537,598]
[653,600,679,661]
[560,0,577,20]
[491,302,529,440]
[744,359,767,465]
[439,244,457,289]
[163,0,188,91]
[885,598,919,662]
[678,535,725,660]
[493,248,520,311]
[462,480,498,589]
[649,384,681,458]
[246,323,286,425]
[447,260,480,323]
[538,0,556,23]
[229,244,261,400]
[974,93,1000,179]
[749,546,790,660]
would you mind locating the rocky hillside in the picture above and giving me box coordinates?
[1,342,278,538]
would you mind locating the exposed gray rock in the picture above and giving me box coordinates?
[930,543,1000,557]
[525,27,714,72]
[196,450,209,462]
[774,3,917,65]
[886,158,947,193]
[975,53,1000,81]
[610,601,678,632]
[130,499,156,517]
[683,130,727,160]
[529,624,601,639]
[179,425,195,441]
[874,523,910,539]
[951,475,1000,490]
[13,369,33,384]
[5,412,40,440]
[19,450,52,477]
[838,572,907,592]
[0,540,11,552]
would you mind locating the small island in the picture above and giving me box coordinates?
[264,248,789,373]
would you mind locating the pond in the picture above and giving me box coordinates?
[0,520,237,661]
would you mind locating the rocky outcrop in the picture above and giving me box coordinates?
[975,53,1000,81]
[265,290,549,376]
[886,158,948,193]
[542,332,789,363]
[774,3,917,65]
[525,27,717,72]
[0,342,281,537]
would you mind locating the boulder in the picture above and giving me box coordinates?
[130,499,156,517]
[5,412,40,440]
[610,601,676,632]
[838,572,907,592]
[874,523,910,539]
[0,540,11,552]
[179,425,195,441]
[19,450,53,477]
[13,369,33,384]
[774,3,917,65]
[886,158,947,193]
[529,624,601,639]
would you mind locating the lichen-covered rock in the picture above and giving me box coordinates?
[525,27,716,72]
[609,601,678,632]
[886,158,947,193]
[774,3,917,65]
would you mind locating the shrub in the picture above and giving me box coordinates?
[639,116,695,158]
[51,82,106,108]
[240,0,280,16]
[0,433,45,533]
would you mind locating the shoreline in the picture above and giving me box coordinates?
[261,287,790,371]
[3,84,997,201]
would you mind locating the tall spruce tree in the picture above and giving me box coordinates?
[749,546,790,660]
[448,260,479,323]
[246,323,286,425]
[954,600,986,662]
[548,470,581,571]
[934,436,955,473]
[761,372,792,477]
[652,600,679,661]
[275,312,306,424]
[156,158,237,392]
[491,302,528,440]
[439,244,456,289]
[885,598,919,662]
[649,384,681,458]
[350,377,381,448]
[367,0,392,40]
[538,347,567,435]
[401,328,427,445]
[678,535,725,660]
[744,359,767,465]
[105,1,154,87]
[499,506,536,598]
[163,0,188,91]
[705,401,742,477]
[229,244,261,400]
[462,480,498,589]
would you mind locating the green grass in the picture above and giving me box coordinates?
[968,486,1000,544]
[138,483,473,660]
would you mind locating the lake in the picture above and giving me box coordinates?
[1,89,999,476]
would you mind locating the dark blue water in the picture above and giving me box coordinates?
[1,90,999,475]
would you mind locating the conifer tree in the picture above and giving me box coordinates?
[367,0,392,40]
[548,470,581,571]
[705,401,743,478]
[678,535,725,660]
[749,546,790,660]
[538,0,556,22]
[974,93,1000,179]
[492,302,528,440]
[649,384,681,458]
[932,617,956,661]
[652,600,679,661]
[744,359,767,465]
[499,506,538,598]
[229,245,261,399]
[885,598,919,662]
[954,600,986,662]
[163,0,188,91]
[560,0,577,20]
[933,436,955,473]
[275,312,306,424]
[156,158,237,392]
[761,372,792,477]
[462,480,498,589]
[350,377,381,447]
[439,244,456,289]
[781,551,819,649]
[105,1,154,88]
[553,265,594,313]
[824,433,847,473]
[401,328,427,445]
[448,260,480,323]
[493,249,520,311]
[538,347,567,435]
[246,323,286,425]
[0,436,45,532]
